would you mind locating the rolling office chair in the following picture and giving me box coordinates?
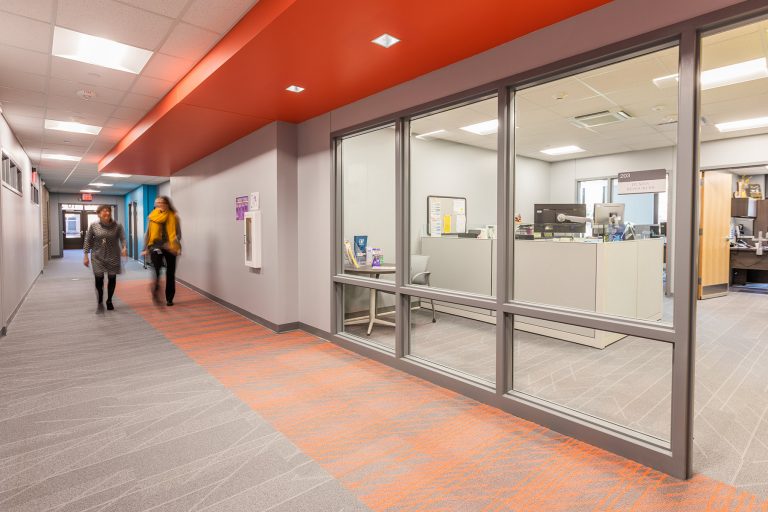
[411,254,437,323]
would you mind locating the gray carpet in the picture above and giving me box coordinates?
[0,252,369,512]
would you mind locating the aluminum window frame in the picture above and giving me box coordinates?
[330,0,768,479]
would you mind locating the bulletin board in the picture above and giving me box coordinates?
[427,195,467,236]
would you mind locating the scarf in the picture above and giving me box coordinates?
[147,208,180,253]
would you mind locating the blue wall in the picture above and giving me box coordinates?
[124,185,157,260]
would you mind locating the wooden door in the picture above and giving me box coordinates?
[698,171,732,299]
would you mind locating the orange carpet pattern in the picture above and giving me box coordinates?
[119,281,768,511]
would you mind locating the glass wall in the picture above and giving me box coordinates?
[512,46,679,326]
[409,298,495,385]
[340,126,396,275]
[409,97,498,297]
[342,284,396,351]
[513,317,672,441]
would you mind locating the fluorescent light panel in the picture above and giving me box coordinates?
[52,26,153,74]
[415,129,446,139]
[653,57,768,90]
[43,154,80,161]
[540,145,586,156]
[286,85,304,93]
[372,34,400,48]
[89,182,112,187]
[460,119,498,135]
[45,119,102,135]
[101,172,131,178]
[715,116,768,133]
[80,189,99,193]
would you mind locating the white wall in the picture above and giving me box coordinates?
[157,181,171,198]
[171,122,298,327]
[1,114,43,329]
[295,0,744,332]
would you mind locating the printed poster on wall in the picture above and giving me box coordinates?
[617,169,667,194]
[235,196,249,220]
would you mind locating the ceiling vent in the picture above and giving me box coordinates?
[571,110,632,128]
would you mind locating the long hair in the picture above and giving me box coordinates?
[156,195,177,213]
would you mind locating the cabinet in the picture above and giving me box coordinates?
[754,200,768,236]
[732,197,756,217]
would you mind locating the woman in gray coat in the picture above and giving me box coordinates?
[83,205,127,311]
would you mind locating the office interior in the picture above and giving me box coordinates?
[3,0,768,507]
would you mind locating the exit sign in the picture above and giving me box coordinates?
[81,193,93,201]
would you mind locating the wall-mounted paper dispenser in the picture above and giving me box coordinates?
[244,211,262,268]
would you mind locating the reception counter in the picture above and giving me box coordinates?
[514,238,663,348]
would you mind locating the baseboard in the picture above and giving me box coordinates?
[298,322,334,341]
[176,278,298,333]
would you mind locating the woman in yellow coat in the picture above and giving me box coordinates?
[142,196,181,306]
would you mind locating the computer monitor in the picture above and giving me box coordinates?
[592,203,625,236]
[533,204,587,236]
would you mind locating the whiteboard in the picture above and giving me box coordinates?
[427,195,467,236]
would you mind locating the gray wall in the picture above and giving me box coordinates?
[1,114,43,329]
[171,122,298,327]
[48,193,125,257]
[157,181,171,198]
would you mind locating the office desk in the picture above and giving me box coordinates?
[730,248,768,285]
[344,265,396,334]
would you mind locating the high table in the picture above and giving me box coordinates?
[344,265,396,335]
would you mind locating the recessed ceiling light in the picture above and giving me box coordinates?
[715,116,768,133]
[89,182,112,187]
[372,34,400,48]
[80,189,99,193]
[540,145,586,156]
[653,57,768,90]
[415,129,446,139]
[43,153,80,161]
[101,172,131,178]
[45,119,102,135]
[460,120,498,135]
[52,26,153,74]
[286,85,305,93]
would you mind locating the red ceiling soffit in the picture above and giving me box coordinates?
[100,0,612,176]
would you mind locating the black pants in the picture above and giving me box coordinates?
[150,250,177,302]
[95,274,116,303]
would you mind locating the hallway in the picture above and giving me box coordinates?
[1,254,767,511]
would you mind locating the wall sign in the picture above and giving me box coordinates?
[617,169,666,194]
[81,193,93,201]
[235,195,249,220]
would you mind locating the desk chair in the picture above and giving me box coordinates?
[411,254,436,323]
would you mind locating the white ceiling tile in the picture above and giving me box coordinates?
[0,44,50,75]
[46,94,117,120]
[182,0,256,34]
[160,22,219,60]
[0,102,46,118]
[50,57,138,91]
[112,106,146,123]
[45,108,110,127]
[56,0,174,50]
[0,70,47,94]
[3,113,44,132]
[47,77,127,106]
[0,87,47,107]
[141,52,196,82]
[0,0,56,22]
[0,11,53,54]
[130,75,174,97]
[121,92,158,111]
[117,0,189,18]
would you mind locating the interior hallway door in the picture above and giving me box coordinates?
[698,171,732,299]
